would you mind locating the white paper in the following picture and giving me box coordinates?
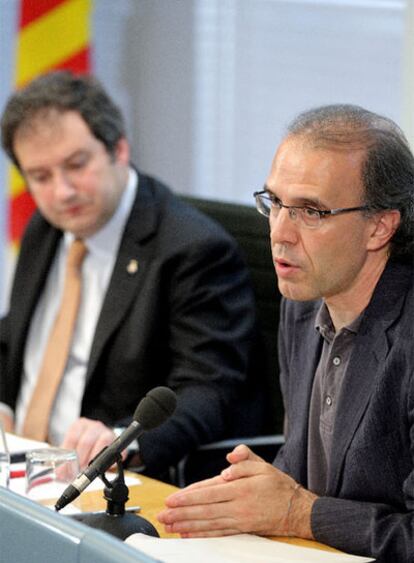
[9,471,141,499]
[45,502,82,514]
[5,432,49,454]
[125,533,375,563]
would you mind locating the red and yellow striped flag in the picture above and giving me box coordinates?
[8,0,92,252]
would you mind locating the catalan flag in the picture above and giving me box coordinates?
[8,0,92,251]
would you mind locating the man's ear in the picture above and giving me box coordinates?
[367,209,401,251]
[114,137,130,165]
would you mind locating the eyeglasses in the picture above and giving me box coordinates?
[253,189,373,229]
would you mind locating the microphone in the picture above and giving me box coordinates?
[55,386,176,512]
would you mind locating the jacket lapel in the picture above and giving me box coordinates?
[85,176,159,381]
[326,260,411,495]
[288,303,322,484]
[326,327,388,495]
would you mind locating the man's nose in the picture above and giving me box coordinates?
[53,169,76,199]
[270,206,299,246]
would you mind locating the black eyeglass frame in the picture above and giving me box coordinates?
[253,189,374,224]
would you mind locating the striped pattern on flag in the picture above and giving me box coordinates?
[8,0,92,250]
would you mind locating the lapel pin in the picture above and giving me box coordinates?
[126,259,139,275]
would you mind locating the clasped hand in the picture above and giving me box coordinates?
[157,444,316,539]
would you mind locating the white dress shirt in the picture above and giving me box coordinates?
[14,168,138,445]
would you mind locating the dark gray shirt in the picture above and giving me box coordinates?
[307,303,362,495]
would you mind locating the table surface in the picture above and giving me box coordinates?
[76,473,340,553]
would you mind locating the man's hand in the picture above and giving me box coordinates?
[60,417,125,470]
[0,412,14,433]
[157,444,317,539]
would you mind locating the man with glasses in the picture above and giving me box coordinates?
[158,104,414,562]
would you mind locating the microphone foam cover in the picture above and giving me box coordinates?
[134,386,177,430]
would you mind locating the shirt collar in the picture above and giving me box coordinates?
[315,301,363,343]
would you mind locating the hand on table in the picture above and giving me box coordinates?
[60,417,126,470]
[157,444,317,539]
[0,412,14,433]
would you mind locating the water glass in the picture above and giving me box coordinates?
[0,421,10,488]
[26,447,79,503]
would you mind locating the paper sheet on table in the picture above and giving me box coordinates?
[5,432,49,455]
[9,471,142,500]
[8,470,141,514]
[125,533,375,563]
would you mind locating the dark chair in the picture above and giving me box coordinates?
[174,196,285,487]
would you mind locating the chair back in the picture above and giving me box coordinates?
[181,196,284,434]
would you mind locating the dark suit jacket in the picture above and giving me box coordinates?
[275,259,414,562]
[0,173,261,475]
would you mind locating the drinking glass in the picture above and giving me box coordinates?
[0,421,10,488]
[26,447,79,504]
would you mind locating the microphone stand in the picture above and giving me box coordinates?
[69,456,159,540]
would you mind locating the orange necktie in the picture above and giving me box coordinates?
[22,239,88,441]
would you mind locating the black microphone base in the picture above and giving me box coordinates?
[69,512,159,540]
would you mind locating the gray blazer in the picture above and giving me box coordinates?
[275,259,414,562]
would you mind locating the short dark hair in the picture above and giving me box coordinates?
[286,104,414,260]
[1,70,126,168]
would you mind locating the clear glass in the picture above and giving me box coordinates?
[25,447,79,503]
[0,421,10,488]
